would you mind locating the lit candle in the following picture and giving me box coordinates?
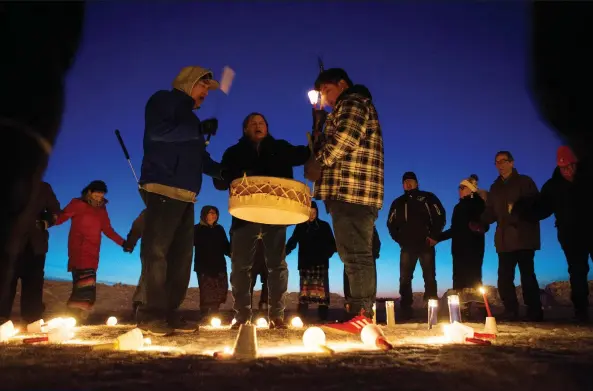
[385,300,396,328]
[372,303,377,324]
[303,327,334,355]
[447,295,462,323]
[255,317,268,328]
[479,287,493,318]
[210,317,222,328]
[307,90,319,106]
[427,299,438,329]
[290,317,304,328]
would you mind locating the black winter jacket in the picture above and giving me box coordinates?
[387,189,446,250]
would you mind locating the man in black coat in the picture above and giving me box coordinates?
[213,112,310,329]
[387,172,446,320]
[0,182,61,323]
[515,146,591,322]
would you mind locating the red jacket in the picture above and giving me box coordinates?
[55,198,124,271]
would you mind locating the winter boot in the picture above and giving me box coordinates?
[297,303,308,319]
[269,318,288,330]
[574,307,590,323]
[400,306,414,321]
[499,308,519,322]
[526,306,544,322]
[318,305,329,321]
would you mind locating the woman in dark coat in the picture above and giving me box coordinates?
[194,205,230,316]
[286,201,336,320]
[439,175,489,290]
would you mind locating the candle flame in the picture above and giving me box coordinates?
[106,316,118,326]
[479,287,486,295]
[307,90,319,105]
[210,317,222,328]
[256,318,268,328]
[290,317,304,328]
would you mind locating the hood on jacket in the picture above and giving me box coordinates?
[200,205,219,225]
[336,84,373,106]
[172,66,220,96]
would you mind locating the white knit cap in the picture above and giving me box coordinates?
[460,175,479,192]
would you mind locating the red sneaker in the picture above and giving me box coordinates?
[321,315,372,335]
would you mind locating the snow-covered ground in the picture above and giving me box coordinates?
[1,280,592,390]
[1,315,592,391]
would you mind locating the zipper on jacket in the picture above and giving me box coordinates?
[404,202,408,222]
[424,202,433,226]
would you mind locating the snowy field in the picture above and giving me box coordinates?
[1,280,592,390]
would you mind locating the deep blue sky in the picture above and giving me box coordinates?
[44,2,566,296]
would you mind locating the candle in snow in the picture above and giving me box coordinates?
[447,295,462,323]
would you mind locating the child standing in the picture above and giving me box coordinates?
[55,180,126,320]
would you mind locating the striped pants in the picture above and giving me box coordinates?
[67,268,97,312]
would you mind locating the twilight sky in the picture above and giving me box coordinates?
[43,2,566,297]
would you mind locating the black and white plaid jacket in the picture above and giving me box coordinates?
[313,85,384,209]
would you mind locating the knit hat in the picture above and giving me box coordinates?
[81,180,107,195]
[402,171,417,183]
[557,146,577,167]
[459,174,479,193]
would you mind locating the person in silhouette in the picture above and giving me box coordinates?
[286,201,336,321]
[439,175,489,291]
[479,151,543,322]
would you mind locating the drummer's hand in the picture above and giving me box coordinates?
[304,157,322,181]
[313,109,328,127]
[201,118,218,136]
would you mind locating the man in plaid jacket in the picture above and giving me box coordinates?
[306,68,384,321]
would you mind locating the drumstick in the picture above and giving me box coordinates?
[306,132,315,196]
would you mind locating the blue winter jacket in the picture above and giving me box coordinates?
[139,88,221,194]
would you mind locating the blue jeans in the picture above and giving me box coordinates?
[326,200,378,317]
[230,223,288,322]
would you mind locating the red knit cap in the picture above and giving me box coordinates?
[557,146,577,167]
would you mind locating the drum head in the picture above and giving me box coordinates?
[230,206,309,225]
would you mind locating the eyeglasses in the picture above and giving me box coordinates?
[458,186,466,191]
[495,159,510,165]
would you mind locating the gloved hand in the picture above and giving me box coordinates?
[426,237,438,247]
[201,118,218,136]
[35,220,48,230]
[312,109,327,133]
[468,222,484,233]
